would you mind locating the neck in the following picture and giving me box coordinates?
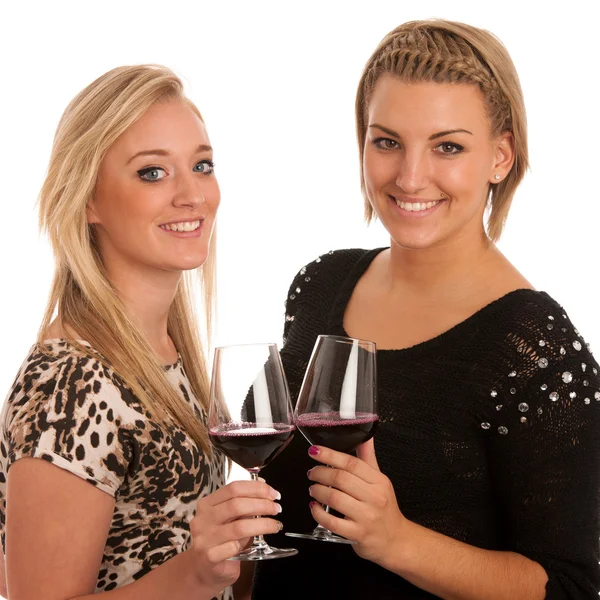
[386,230,500,303]
[104,260,181,363]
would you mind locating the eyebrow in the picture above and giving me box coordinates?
[369,124,473,140]
[126,144,213,164]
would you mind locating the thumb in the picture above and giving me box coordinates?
[355,438,380,471]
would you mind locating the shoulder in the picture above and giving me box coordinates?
[488,290,588,350]
[284,248,377,304]
[482,290,600,429]
[3,340,144,429]
[7,341,102,401]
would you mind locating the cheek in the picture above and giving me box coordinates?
[207,180,221,211]
[442,157,489,195]
[95,180,163,227]
[363,150,393,191]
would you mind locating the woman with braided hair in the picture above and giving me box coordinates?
[252,19,600,600]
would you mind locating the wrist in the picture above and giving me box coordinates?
[380,517,422,576]
[179,549,223,598]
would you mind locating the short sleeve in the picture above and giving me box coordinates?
[3,351,136,497]
[487,336,600,597]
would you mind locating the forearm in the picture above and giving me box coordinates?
[68,550,222,600]
[387,520,548,600]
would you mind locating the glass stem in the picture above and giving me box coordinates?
[249,471,269,549]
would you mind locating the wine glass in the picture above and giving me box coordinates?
[286,334,378,543]
[208,343,298,560]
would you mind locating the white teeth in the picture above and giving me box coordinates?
[160,220,201,232]
[395,199,439,212]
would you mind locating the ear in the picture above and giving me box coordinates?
[489,131,515,184]
[86,199,101,225]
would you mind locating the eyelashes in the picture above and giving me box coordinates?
[370,137,464,156]
[435,142,464,155]
[137,167,166,182]
[137,159,215,182]
[192,159,215,174]
[372,137,399,151]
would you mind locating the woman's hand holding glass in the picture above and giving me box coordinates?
[188,479,283,593]
[306,438,410,569]
[287,334,379,543]
[208,343,297,561]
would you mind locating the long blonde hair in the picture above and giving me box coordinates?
[38,65,215,454]
[356,19,529,241]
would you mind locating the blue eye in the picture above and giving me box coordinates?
[193,160,215,174]
[137,167,166,181]
[435,142,464,155]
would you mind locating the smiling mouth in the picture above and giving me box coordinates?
[390,196,441,212]
[159,220,202,232]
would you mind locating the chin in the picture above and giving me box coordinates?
[161,252,210,272]
[382,225,441,251]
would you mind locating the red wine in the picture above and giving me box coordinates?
[209,423,296,472]
[297,412,379,453]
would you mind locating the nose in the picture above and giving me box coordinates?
[394,150,431,195]
[172,171,205,208]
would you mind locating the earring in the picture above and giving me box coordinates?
[494,174,501,180]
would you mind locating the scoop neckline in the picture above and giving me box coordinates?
[40,338,183,370]
[327,247,547,355]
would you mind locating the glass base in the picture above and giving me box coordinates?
[228,544,298,561]
[286,528,356,544]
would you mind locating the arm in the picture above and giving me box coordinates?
[6,458,282,600]
[0,548,6,598]
[307,442,547,600]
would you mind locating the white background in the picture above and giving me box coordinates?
[1,0,598,412]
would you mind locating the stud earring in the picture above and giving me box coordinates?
[494,174,501,180]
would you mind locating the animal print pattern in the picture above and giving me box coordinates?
[0,340,230,598]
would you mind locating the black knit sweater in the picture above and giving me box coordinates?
[252,248,600,600]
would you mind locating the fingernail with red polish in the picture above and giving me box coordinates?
[309,501,316,509]
[308,446,320,456]
[307,468,313,478]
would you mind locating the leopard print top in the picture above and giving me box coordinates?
[0,340,230,597]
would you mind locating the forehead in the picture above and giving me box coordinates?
[112,99,209,156]
[367,75,490,134]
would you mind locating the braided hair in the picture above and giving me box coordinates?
[356,20,528,241]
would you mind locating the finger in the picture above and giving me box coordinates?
[211,497,282,525]
[308,446,379,483]
[221,517,283,545]
[239,536,252,550]
[202,539,244,564]
[308,483,365,523]
[309,501,358,541]
[355,438,380,471]
[200,479,281,508]
[307,466,374,503]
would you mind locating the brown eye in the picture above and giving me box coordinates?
[374,138,399,150]
[436,142,463,155]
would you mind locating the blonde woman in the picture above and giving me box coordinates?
[253,20,600,600]
[0,65,281,600]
